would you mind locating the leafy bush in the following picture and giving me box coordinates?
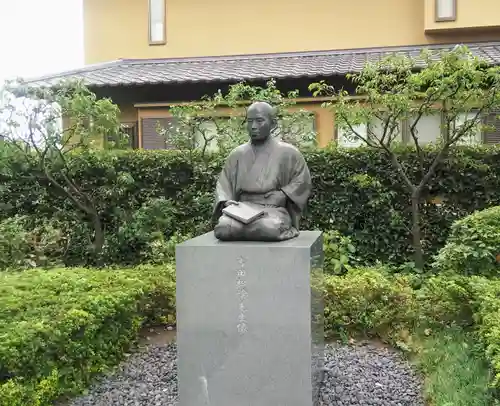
[0,216,66,270]
[323,266,418,340]
[322,230,358,274]
[0,265,175,406]
[433,206,500,277]
[102,197,182,265]
[3,146,500,268]
[322,268,480,342]
[471,277,500,390]
[0,216,30,270]
[416,274,475,328]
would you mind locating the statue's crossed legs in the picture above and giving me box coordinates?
[214,203,298,242]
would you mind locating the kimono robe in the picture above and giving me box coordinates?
[213,137,312,241]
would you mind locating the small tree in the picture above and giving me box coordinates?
[310,45,500,269]
[158,79,318,161]
[0,79,124,255]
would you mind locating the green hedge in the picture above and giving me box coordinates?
[323,266,417,339]
[0,265,175,406]
[2,146,500,266]
[323,269,476,342]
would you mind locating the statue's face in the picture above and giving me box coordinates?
[246,106,273,142]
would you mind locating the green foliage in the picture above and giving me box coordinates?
[0,216,30,269]
[102,197,186,265]
[322,268,484,342]
[471,278,500,391]
[415,327,497,406]
[0,215,66,270]
[433,206,500,277]
[0,265,175,406]
[311,46,500,151]
[322,230,357,274]
[416,274,475,328]
[310,45,500,270]
[322,267,418,340]
[159,79,317,159]
[3,145,500,268]
[0,80,126,257]
[1,79,124,150]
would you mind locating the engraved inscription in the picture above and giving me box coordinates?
[236,256,248,335]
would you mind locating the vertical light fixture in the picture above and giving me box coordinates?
[149,0,166,44]
[435,0,457,22]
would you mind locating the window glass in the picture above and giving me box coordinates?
[149,0,165,43]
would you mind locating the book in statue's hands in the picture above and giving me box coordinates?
[222,202,265,225]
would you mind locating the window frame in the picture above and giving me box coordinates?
[435,0,457,22]
[148,0,166,45]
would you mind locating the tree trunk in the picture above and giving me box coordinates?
[411,192,424,270]
[89,210,105,255]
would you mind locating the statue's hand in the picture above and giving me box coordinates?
[224,200,239,207]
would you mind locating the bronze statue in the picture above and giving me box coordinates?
[212,101,312,241]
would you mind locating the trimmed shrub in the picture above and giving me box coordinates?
[323,269,479,341]
[3,146,500,268]
[433,206,500,277]
[0,265,175,406]
[416,274,475,328]
[323,266,418,340]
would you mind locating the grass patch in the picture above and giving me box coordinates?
[415,327,497,406]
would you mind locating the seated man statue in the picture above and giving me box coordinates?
[212,101,312,242]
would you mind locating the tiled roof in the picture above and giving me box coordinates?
[24,41,500,88]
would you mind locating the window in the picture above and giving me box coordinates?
[276,113,317,147]
[149,0,166,44]
[336,124,366,148]
[194,120,220,152]
[369,117,403,144]
[435,0,456,22]
[454,112,482,145]
[483,110,500,145]
[408,113,442,145]
[105,122,138,149]
[121,122,139,149]
[141,117,176,149]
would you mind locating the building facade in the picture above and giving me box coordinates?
[28,0,500,148]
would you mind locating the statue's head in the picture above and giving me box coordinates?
[246,101,277,143]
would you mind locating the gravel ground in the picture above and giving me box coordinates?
[68,341,424,406]
[319,341,424,406]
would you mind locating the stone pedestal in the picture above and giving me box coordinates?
[175,231,324,406]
